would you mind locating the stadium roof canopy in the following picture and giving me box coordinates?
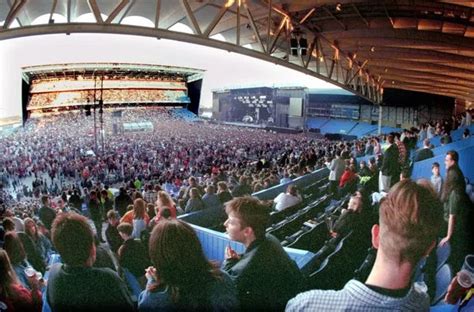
[0,0,473,104]
[22,63,205,83]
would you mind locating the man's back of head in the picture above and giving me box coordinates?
[51,212,94,266]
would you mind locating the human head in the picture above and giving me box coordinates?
[347,196,363,213]
[107,210,119,226]
[205,184,216,194]
[24,218,38,237]
[224,196,270,245]
[148,220,213,294]
[3,232,27,265]
[133,198,146,219]
[376,179,443,265]
[287,184,297,196]
[386,134,394,144]
[157,191,173,207]
[432,162,440,176]
[117,222,133,239]
[445,150,458,170]
[51,212,95,266]
[217,181,229,193]
[41,195,50,207]
[189,187,201,199]
[423,138,430,148]
[2,217,15,232]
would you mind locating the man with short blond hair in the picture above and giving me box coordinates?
[287,179,443,311]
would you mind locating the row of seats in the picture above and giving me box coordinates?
[306,117,402,138]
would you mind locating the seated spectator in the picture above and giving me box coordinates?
[46,213,135,312]
[358,160,371,177]
[105,210,124,254]
[4,232,34,290]
[117,222,150,282]
[329,195,363,238]
[24,218,53,263]
[339,164,358,194]
[223,196,303,311]
[414,138,434,162]
[185,187,205,213]
[286,180,443,311]
[154,191,178,222]
[462,128,470,139]
[0,249,42,312]
[273,184,302,211]
[17,232,47,274]
[441,131,453,145]
[431,162,443,196]
[138,220,239,311]
[202,184,221,209]
[217,181,233,204]
[231,176,252,197]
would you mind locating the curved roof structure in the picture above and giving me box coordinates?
[0,0,473,104]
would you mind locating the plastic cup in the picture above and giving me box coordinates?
[24,267,36,278]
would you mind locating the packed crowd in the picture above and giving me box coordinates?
[28,89,188,108]
[0,107,473,311]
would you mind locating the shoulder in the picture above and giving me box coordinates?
[286,288,348,311]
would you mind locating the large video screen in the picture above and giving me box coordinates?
[27,77,189,110]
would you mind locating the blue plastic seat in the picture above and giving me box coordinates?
[432,264,453,305]
[436,242,451,271]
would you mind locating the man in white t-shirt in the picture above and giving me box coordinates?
[273,185,302,211]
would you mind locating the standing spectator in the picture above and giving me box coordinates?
[439,151,474,270]
[115,187,132,217]
[273,184,302,211]
[117,222,150,283]
[47,213,135,312]
[24,218,53,265]
[287,180,443,311]
[105,210,124,254]
[151,191,177,226]
[88,190,104,243]
[38,195,56,233]
[328,151,345,196]
[431,162,443,196]
[138,220,239,311]
[379,134,399,193]
[223,196,303,311]
[120,198,150,226]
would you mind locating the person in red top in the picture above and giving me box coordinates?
[339,164,357,188]
[0,249,42,312]
[149,191,178,229]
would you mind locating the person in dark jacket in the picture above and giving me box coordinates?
[379,134,399,192]
[223,196,303,311]
[105,210,123,254]
[38,195,56,233]
[115,187,132,218]
[414,138,434,162]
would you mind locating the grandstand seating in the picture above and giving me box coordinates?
[348,122,378,137]
[411,145,474,183]
[319,119,357,135]
[306,117,402,138]
[171,108,200,121]
[436,242,452,271]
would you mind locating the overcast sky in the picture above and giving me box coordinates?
[0,25,340,119]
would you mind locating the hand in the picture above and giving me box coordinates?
[330,231,338,238]
[439,237,450,247]
[27,274,40,289]
[225,245,240,260]
[145,266,159,284]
